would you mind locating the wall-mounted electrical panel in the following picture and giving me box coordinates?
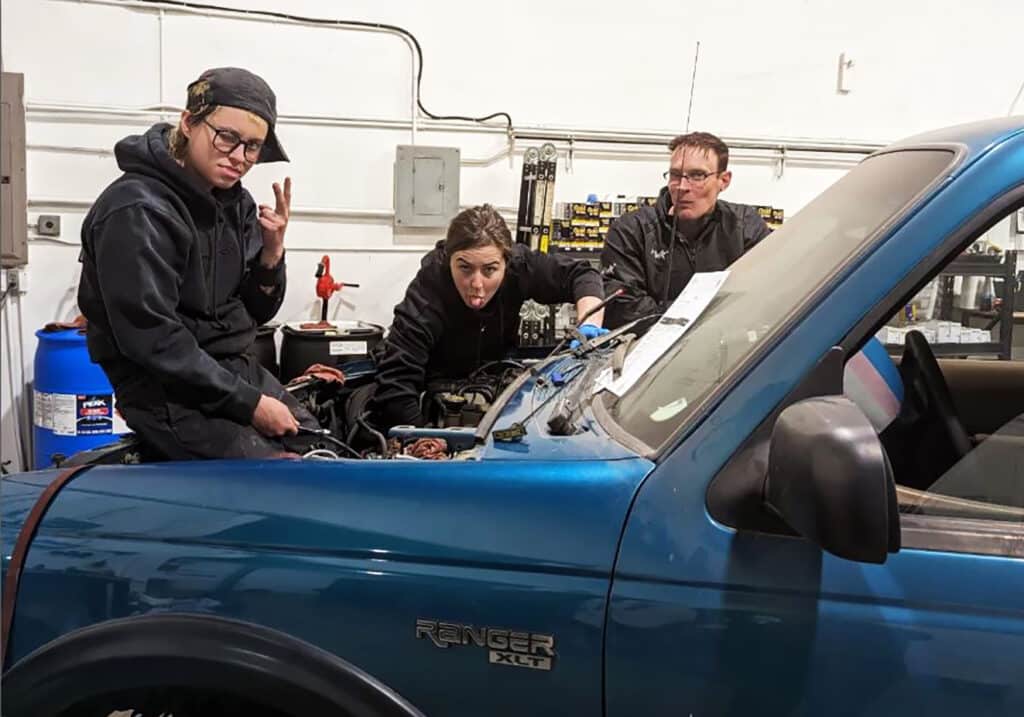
[394,145,460,228]
[2,72,28,268]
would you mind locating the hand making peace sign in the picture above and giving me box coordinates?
[258,176,291,266]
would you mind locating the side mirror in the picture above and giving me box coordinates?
[765,396,900,564]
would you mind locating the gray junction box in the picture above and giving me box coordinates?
[394,145,460,228]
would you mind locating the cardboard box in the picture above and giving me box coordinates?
[877,326,908,345]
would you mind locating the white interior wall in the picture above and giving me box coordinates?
[2,0,1022,470]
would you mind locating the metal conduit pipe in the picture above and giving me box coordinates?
[515,129,883,155]
[26,198,517,224]
[26,144,115,157]
[26,102,885,156]
[26,103,486,139]
[27,197,395,220]
[27,140,862,174]
[28,103,420,133]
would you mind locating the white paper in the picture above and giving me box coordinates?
[51,393,77,436]
[33,391,53,430]
[329,340,368,356]
[594,271,730,397]
[650,396,689,422]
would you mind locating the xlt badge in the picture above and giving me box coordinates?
[415,619,556,671]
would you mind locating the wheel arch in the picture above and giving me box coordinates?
[2,612,425,717]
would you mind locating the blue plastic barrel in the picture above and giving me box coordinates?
[32,328,128,468]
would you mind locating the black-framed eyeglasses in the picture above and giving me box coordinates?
[203,119,265,162]
[662,169,721,186]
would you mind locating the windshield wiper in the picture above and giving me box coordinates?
[476,312,661,443]
[491,362,587,442]
[610,333,637,379]
[491,328,636,442]
[535,288,625,362]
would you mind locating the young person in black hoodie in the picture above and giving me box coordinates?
[77,67,318,460]
[369,204,607,432]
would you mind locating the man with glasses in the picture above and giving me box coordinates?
[601,132,770,329]
[77,67,319,460]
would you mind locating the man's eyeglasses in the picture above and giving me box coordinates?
[203,119,265,162]
[663,169,721,186]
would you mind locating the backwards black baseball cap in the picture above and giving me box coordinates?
[186,67,289,163]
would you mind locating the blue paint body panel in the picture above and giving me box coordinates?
[606,119,1024,715]
[5,457,653,717]
[4,118,1024,715]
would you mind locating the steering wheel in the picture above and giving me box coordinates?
[891,330,972,488]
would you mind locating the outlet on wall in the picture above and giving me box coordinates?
[4,268,28,295]
[36,215,62,236]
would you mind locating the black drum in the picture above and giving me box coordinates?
[279,320,385,383]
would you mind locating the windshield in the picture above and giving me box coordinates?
[604,148,956,450]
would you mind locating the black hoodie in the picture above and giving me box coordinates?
[600,187,770,328]
[77,123,286,424]
[370,242,603,429]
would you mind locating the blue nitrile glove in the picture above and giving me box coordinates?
[569,323,610,349]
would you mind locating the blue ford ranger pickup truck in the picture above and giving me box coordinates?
[3,117,1023,716]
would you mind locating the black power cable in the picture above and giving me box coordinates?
[128,0,513,129]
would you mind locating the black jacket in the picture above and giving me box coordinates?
[77,123,287,425]
[370,242,603,429]
[601,187,770,328]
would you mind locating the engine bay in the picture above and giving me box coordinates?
[63,359,534,466]
[290,358,530,461]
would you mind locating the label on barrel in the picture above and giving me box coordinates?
[51,393,76,436]
[33,391,128,435]
[33,391,53,430]
[76,394,115,435]
[329,340,368,356]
